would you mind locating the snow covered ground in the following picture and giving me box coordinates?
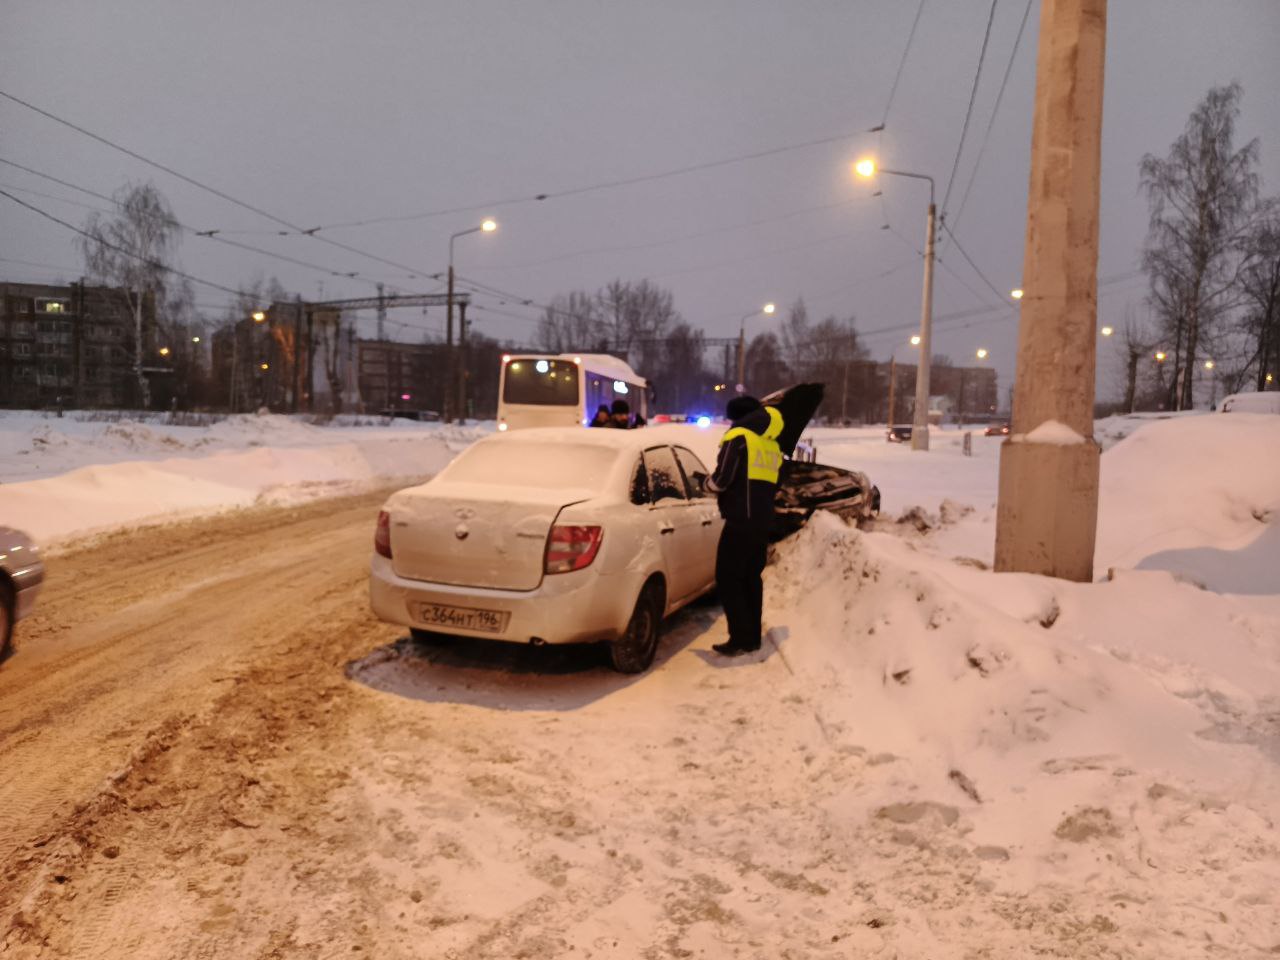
[2,408,1278,954]
[0,410,490,545]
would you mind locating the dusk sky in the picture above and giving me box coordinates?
[3,0,1277,399]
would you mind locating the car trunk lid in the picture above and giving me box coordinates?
[389,484,594,590]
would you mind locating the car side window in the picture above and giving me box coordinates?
[643,446,686,504]
[673,446,712,498]
[629,456,650,506]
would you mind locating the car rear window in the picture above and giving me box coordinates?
[503,359,580,406]
[441,442,620,491]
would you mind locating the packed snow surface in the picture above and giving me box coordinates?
[0,411,490,545]
[2,408,1279,953]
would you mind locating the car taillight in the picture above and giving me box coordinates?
[374,510,393,559]
[544,524,603,574]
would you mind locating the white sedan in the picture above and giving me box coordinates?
[369,425,723,672]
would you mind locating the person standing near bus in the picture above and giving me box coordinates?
[589,404,611,427]
[704,395,784,656]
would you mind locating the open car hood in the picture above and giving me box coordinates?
[759,382,824,457]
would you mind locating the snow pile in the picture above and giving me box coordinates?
[1015,419,1087,445]
[1095,412,1280,579]
[765,512,1280,952]
[0,412,492,545]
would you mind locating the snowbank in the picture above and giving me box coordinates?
[764,511,1280,951]
[0,412,491,545]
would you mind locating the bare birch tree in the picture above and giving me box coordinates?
[78,182,181,408]
[1140,83,1260,410]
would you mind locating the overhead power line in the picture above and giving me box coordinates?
[939,0,1001,218]
[950,0,1034,232]
[0,154,406,289]
[939,219,1015,304]
[875,0,929,132]
[0,90,432,281]
[0,188,244,297]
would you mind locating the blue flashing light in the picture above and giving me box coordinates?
[696,415,712,429]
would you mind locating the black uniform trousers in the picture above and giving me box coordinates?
[715,521,770,650]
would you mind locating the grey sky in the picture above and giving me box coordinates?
[3,0,1277,400]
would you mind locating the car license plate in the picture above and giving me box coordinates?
[417,602,509,634]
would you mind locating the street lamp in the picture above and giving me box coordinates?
[910,334,921,346]
[1010,288,1025,300]
[446,219,498,423]
[976,348,989,360]
[158,346,171,357]
[1100,326,1113,337]
[736,302,776,392]
[252,311,266,323]
[855,157,936,451]
[1204,359,1215,370]
[192,336,201,344]
[1155,351,1167,362]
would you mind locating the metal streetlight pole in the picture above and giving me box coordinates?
[736,302,776,393]
[855,161,936,451]
[446,219,496,423]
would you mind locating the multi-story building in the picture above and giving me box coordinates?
[0,280,154,409]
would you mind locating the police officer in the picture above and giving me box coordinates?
[704,395,783,656]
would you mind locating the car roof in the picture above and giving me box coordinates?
[483,424,714,451]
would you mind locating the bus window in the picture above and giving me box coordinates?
[503,359,580,406]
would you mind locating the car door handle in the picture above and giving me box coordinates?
[659,525,675,535]
[701,517,714,526]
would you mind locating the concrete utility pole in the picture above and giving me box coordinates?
[912,201,936,450]
[995,0,1107,581]
[886,356,897,428]
[376,283,387,342]
[456,300,469,423]
[445,264,456,422]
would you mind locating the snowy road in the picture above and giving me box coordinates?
[2,427,1278,957]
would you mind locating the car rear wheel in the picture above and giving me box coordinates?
[609,581,663,674]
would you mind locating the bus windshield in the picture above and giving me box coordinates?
[503,358,580,406]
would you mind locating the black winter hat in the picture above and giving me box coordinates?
[610,399,631,415]
[726,395,762,422]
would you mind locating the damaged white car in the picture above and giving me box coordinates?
[369,425,722,673]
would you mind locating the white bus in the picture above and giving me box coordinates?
[497,353,649,431]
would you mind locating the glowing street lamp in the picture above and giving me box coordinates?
[976,348,989,360]
[1100,326,1113,337]
[1010,288,1024,300]
[1155,351,1167,362]
[910,334,922,346]
[260,362,269,371]
[158,346,171,357]
[855,156,936,450]
[1267,373,1274,384]
[192,336,201,343]
[1204,359,1215,370]
[737,302,778,390]
[252,311,266,323]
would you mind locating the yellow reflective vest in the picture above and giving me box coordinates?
[719,406,784,484]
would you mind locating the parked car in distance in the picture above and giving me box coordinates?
[370,425,723,673]
[380,408,442,422]
[886,425,913,443]
[984,423,1011,436]
[1,526,45,658]
[1219,392,1280,414]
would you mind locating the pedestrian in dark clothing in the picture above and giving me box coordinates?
[589,404,611,427]
[609,399,632,429]
[705,395,784,656]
